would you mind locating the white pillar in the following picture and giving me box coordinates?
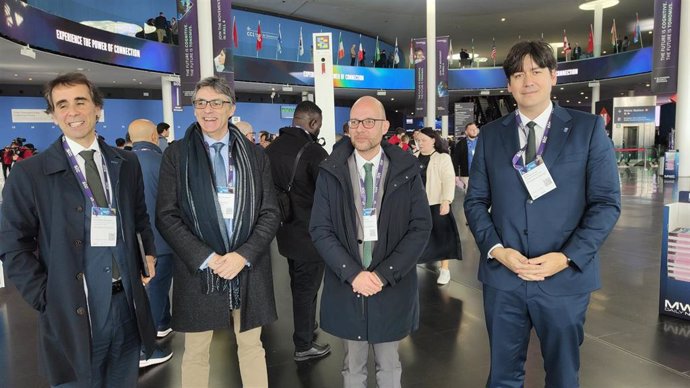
[312,32,336,153]
[676,0,690,179]
[593,5,603,57]
[161,76,175,140]
[197,0,214,78]
[441,115,448,137]
[425,0,436,128]
[590,81,600,115]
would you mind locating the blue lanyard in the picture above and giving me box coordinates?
[61,136,111,208]
[358,156,384,209]
[511,112,553,172]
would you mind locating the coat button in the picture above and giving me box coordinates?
[76,206,83,212]
[357,336,362,340]
[76,307,86,316]
[76,272,84,281]
[342,264,346,268]
[357,294,361,298]
[527,199,533,204]
[389,266,393,270]
[73,240,83,247]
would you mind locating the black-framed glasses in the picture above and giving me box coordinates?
[193,99,233,109]
[348,118,386,129]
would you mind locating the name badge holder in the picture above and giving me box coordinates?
[511,113,557,201]
[359,158,385,242]
[215,148,236,221]
[62,137,117,247]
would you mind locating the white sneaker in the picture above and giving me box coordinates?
[437,268,451,285]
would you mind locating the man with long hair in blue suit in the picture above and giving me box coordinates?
[464,41,621,388]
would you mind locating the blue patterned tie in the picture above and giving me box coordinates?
[362,162,374,268]
[210,142,227,188]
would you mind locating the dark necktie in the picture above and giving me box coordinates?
[79,150,119,280]
[525,121,537,163]
[210,143,228,187]
[362,162,374,268]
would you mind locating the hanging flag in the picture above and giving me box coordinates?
[276,23,283,58]
[633,12,642,47]
[611,18,618,51]
[337,31,345,60]
[375,36,380,63]
[490,38,497,66]
[448,38,454,66]
[232,16,238,48]
[256,21,263,51]
[587,24,594,53]
[297,27,304,59]
[562,29,571,54]
[471,38,475,65]
[393,37,400,66]
[408,38,414,68]
[357,34,363,64]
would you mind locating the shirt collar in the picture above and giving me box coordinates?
[65,135,101,157]
[354,147,383,174]
[202,130,230,148]
[518,102,553,130]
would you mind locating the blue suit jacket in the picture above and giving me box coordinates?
[464,104,621,296]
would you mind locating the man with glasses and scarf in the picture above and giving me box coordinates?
[310,96,431,388]
[156,76,280,388]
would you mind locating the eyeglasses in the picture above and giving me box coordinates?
[348,118,386,129]
[193,99,233,109]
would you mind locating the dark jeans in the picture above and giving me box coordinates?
[3,163,11,179]
[287,258,325,351]
[146,253,173,330]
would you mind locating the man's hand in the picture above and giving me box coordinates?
[439,201,450,216]
[352,271,383,297]
[492,247,544,281]
[141,255,156,285]
[209,252,247,280]
[518,252,570,280]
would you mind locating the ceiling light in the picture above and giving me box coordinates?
[566,100,570,103]
[580,92,584,95]
[585,96,589,99]
[77,67,84,71]
[501,17,506,22]
[578,101,582,104]
[390,97,395,101]
[13,73,18,77]
[282,85,293,92]
[28,77,32,81]
[645,83,650,87]
[20,45,36,59]
[376,90,386,96]
[648,31,652,34]
[602,50,607,54]
[560,87,564,90]
[579,0,619,11]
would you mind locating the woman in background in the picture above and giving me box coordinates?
[415,127,462,284]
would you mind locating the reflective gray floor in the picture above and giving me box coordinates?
[2,167,690,387]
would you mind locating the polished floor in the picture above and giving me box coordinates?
[2,167,690,388]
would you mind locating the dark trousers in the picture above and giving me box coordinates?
[146,253,173,330]
[53,291,141,388]
[483,283,590,388]
[3,163,11,179]
[287,258,325,351]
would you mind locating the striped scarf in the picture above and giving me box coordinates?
[178,121,257,310]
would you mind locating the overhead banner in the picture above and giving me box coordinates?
[413,38,427,117]
[179,1,200,102]
[652,0,681,94]
[436,36,450,116]
[211,0,234,87]
[454,102,474,137]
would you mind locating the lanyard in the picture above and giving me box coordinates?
[206,141,236,188]
[358,156,384,209]
[61,136,111,208]
[511,112,552,172]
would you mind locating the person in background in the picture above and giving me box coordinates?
[157,122,170,152]
[128,119,175,368]
[387,127,405,146]
[259,131,272,148]
[415,127,462,285]
[154,12,168,43]
[235,121,256,143]
[399,134,411,153]
[115,138,126,149]
[452,122,480,191]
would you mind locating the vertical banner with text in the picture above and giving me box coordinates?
[652,0,681,94]
[413,38,427,117]
[211,0,234,88]
[179,1,199,103]
[172,80,183,112]
[436,36,450,116]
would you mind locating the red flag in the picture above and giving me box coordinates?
[562,30,571,53]
[337,32,345,59]
[357,35,363,62]
[232,16,238,48]
[256,21,263,51]
[586,24,594,53]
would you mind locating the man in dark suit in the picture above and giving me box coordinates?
[464,41,621,388]
[156,76,280,388]
[310,96,431,388]
[0,72,157,387]
[451,121,479,191]
[265,101,330,361]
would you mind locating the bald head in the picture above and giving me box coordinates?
[352,96,386,119]
[235,121,255,142]
[127,119,158,143]
[349,96,389,159]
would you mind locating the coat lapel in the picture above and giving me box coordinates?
[541,105,573,168]
[499,113,520,159]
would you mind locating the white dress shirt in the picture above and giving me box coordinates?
[64,136,112,205]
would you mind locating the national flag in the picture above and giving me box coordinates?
[256,21,262,51]
[232,16,238,48]
[357,34,363,63]
[408,38,414,68]
[471,38,475,63]
[611,18,618,50]
[633,12,642,47]
[276,24,283,57]
[393,37,400,65]
[448,38,454,65]
[490,38,496,65]
[586,24,594,53]
[337,31,345,60]
[298,27,304,58]
[375,36,380,63]
[562,30,570,54]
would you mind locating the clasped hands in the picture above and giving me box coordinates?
[209,252,247,280]
[492,247,569,281]
[352,271,384,297]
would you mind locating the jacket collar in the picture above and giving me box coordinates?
[43,135,126,175]
[132,141,162,154]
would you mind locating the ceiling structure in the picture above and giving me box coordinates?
[1,0,659,112]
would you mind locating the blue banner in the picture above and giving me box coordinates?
[652,0,681,94]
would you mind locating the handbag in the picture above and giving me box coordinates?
[276,141,311,223]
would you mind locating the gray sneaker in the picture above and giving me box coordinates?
[294,342,331,362]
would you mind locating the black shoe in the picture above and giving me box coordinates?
[294,342,331,362]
